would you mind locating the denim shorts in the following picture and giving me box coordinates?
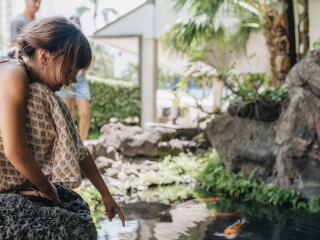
[56,75,91,100]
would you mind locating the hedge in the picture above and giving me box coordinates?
[87,75,140,138]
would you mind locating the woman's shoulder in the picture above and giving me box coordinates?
[0,60,30,109]
[0,58,25,75]
[0,59,28,92]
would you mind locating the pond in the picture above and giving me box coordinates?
[97,186,320,240]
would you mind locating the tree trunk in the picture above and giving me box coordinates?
[297,0,310,59]
[213,80,224,110]
[262,1,292,85]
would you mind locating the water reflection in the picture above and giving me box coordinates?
[98,218,139,240]
[97,193,320,240]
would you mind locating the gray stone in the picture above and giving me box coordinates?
[206,114,276,179]
[106,168,119,179]
[275,50,320,197]
[146,123,199,140]
[205,49,320,198]
[106,146,118,160]
[95,144,107,157]
[119,130,162,157]
[95,156,113,173]
[98,122,198,158]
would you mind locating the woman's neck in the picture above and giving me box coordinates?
[24,59,42,84]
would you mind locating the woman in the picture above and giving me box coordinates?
[0,17,124,239]
[56,15,91,140]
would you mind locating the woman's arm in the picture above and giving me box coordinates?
[79,152,125,226]
[0,63,59,204]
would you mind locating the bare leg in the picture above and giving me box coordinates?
[76,99,90,140]
[62,97,76,117]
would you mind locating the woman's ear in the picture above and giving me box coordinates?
[37,49,50,67]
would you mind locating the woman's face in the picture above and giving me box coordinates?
[38,53,76,91]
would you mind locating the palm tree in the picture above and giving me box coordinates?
[89,0,99,30]
[101,8,119,25]
[166,0,306,89]
[75,6,90,18]
[164,0,259,108]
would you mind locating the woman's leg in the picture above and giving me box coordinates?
[0,183,97,239]
[76,99,90,140]
[62,97,76,117]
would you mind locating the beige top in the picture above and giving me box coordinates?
[0,62,89,192]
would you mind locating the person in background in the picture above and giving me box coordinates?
[56,15,91,140]
[10,0,42,46]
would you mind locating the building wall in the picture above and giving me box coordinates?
[309,0,320,46]
[0,0,12,49]
[234,32,271,75]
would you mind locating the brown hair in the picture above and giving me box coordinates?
[17,16,92,84]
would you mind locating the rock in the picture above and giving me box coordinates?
[119,130,162,157]
[228,101,282,122]
[100,122,142,149]
[158,139,192,156]
[275,50,320,197]
[106,168,119,179]
[192,132,211,150]
[118,171,128,180]
[158,142,172,155]
[95,144,107,157]
[206,50,320,198]
[146,123,199,140]
[106,146,118,160]
[95,156,113,173]
[170,139,196,151]
[125,168,140,177]
[206,114,276,179]
[145,125,178,141]
[175,127,200,140]
[98,122,198,158]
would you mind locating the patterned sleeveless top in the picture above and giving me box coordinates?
[0,59,89,192]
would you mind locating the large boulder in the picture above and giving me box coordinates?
[206,114,276,179]
[146,123,200,140]
[206,49,320,197]
[97,122,195,157]
[275,50,320,197]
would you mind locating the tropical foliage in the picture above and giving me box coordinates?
[164,0,297,105]
[196,151,320,212]
[87,76,140,138]
[226,73,288,105]
[89,42,114,79]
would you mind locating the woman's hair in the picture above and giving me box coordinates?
[17,16,92,84]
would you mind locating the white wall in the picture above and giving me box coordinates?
[309,0,320,47]
[234,32,271,74]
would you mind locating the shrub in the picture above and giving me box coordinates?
[226,73,288,122]
[197,151,320,212]
[87,75,140,138]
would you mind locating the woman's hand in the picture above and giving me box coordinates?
[40,182,60,206]
[103,196,125,226]
[79,153,126,227]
